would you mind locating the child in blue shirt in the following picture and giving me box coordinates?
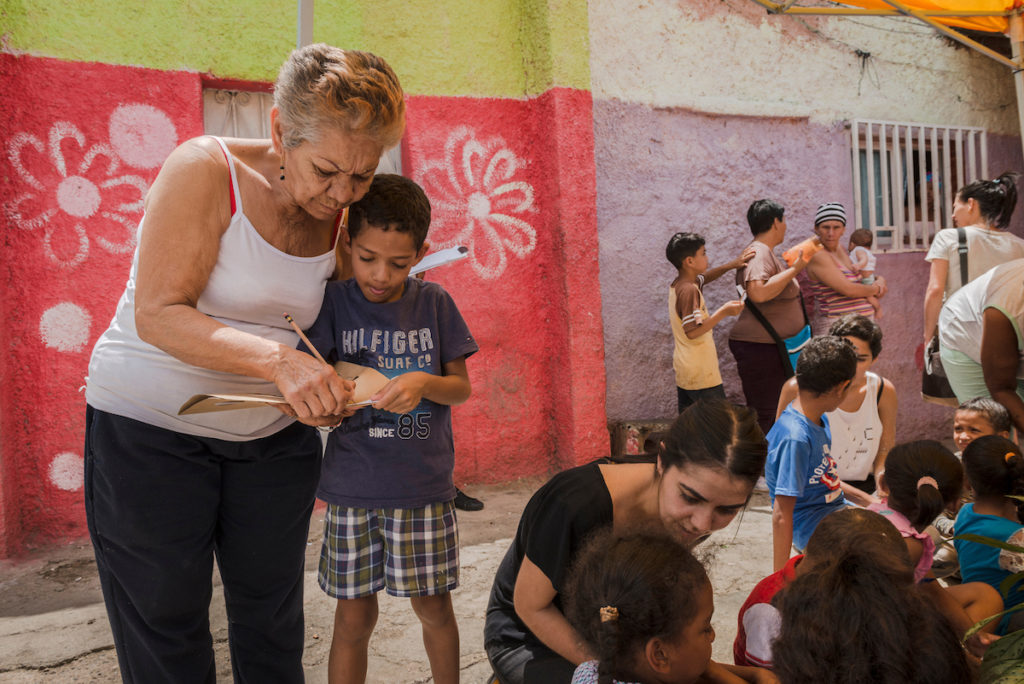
[766,336,856,571]
[956,435,1024,634]
[301,174,478,684]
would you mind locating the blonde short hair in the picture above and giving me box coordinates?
[274,44,405,150]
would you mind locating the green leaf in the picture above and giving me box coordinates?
[954,533,1024,555]
[965,604,1024,643]
[999,572,1024,599]
[980,628,1024,684]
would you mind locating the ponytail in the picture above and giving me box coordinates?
[958,171,1019,230]
[595,617,620,684]
[882,441,962,529]
[964,435,1024,519]
[912,476,946,530]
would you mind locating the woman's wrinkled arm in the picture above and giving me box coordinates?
[133,138,351,420]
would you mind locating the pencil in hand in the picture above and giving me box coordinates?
[283,313,328,366]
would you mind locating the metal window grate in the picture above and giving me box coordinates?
[851,119,987,253]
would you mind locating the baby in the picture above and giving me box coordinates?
[849,228,881,317]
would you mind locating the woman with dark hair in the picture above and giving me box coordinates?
[775,314,897,504]
[484,399,772,684]
[84,45,405,682]
[923,172,1022,347]
[729,199,813,434]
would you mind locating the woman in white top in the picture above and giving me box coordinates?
[923,172,1022,345]
[775,314,897,506]
[940,258,1024,435]
[84,45,404,683]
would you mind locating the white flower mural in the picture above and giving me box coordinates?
[4,104,174,269]
[416,127,538,280]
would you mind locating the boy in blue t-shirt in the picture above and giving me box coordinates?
[301,174,478,684]
[766,336,856,572]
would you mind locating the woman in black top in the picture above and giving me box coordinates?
[484,399,772,684]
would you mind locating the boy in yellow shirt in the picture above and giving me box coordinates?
[667,232,752,412]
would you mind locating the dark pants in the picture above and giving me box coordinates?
[677,384,726,414]
[84,406,322,684]
[487,640,576,684]
[728,338,791,436]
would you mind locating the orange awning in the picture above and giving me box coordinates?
[749,1,1017,34]
[749,1,1022,69]
[837,1,1015,34]
[840,1,1015,33]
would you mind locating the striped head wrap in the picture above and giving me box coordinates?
[815,202,846,226]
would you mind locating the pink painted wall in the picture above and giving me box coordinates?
[594,100,1024,443]
[405,88,607,483]
[0,54,204,556]
[0,56,605,555]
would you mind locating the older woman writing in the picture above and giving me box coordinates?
[804,203,886,335]
[84,45,404,682]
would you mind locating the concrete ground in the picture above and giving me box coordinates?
[0,482,774,683]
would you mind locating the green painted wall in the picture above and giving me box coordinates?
[0,0,295,81]
[1,0,590,95]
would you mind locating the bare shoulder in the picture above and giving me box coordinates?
[141,136,233,239]
[879,377,898,403]
[171,135,229,169]
[146,137,228,200]
[809,247,833,265]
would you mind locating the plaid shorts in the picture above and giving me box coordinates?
[318,501,459,599]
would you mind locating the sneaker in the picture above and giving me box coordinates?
[454,488,484,511]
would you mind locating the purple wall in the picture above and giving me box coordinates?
[595,101,1024,443]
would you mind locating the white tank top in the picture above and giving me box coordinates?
[827,371,883,481]
[86,137,337,440]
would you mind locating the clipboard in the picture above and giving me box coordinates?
[177,361,389,415]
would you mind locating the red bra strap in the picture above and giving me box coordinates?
[215,140,237,216]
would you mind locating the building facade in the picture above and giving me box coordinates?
[1,0,1020,555]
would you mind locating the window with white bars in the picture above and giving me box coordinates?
[203,89,275,139]
[202,88,402,173]
[851,120,988,252]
